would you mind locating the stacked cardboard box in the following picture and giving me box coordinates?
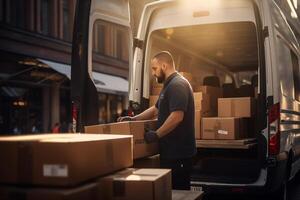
[0,181,101,200]
[85,120,158,159]
[0,168,172,200]
[98,168,172,200]
[0,134,133,186]
[194,85,222,112]
[202,97,255,140]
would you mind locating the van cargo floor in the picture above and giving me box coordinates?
[196,138,257,149]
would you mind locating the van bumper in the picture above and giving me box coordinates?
[192,152,288,195]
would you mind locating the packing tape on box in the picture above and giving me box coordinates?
[18,142,33,183]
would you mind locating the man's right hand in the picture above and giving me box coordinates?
[117,116,134,122]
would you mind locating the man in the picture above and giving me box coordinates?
[118,51,196,190]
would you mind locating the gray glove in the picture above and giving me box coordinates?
[117,116,134,122]
[144,130,159,143]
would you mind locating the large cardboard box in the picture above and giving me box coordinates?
[194,85,222,111]
[0,134,133,186]
[218,97,256,117]
[202,117,248,140]
[98,168,172,200]
[0,181,101,200]
[193,92,211,112]
[85,120,158,159]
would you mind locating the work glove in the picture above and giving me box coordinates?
[117,116,134,122]
[144,130,159,143]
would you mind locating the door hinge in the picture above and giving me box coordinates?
[134,38,144,49]
[263,26,269,38]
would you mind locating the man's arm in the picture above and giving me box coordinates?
[133,106,158,121]
[156,110,184,138]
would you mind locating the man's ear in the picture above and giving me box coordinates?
[162,63,166,71]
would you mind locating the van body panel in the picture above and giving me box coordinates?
[88,0,132,81]
[130,0,300,194]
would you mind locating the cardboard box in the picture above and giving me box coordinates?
[179,72,193,84]
[149,95,159,107]
[193,92,211,112]
[202,117,248,140]
[194,85,222,111]
[218,97,256,117]
[0,181,101,200]
[98,168,172,200]
[0,134,133,186]
[133,154,160,168]
[85,120,158,159]
[194,110,215,140]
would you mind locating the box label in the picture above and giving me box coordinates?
[217,130,228,135]
[43,164,68,177]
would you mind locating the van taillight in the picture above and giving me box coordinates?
[268,103,280,155]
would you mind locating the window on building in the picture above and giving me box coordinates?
[291,50,300,101]
[95,24,105,54]
[116,29,129,62]
[40,0,51,35]
[93,20,130,63]
[63,0,70,41]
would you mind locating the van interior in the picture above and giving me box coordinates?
[146,21,264,184]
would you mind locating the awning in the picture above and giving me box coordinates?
[38,59,128,94]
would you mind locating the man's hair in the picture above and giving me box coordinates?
[152,51,175,67]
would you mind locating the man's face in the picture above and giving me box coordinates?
[151,59,166,84]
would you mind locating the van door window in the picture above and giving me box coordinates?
[290,50,300,102]
[276,35,300,101]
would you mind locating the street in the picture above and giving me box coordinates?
[204,173,300,200]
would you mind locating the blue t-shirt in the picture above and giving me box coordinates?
[155,72,196,160]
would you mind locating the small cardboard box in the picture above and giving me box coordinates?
[98,168,172,200]
[85,120,158,159]
[201,117,248,140]
[195,110,215,140]
[194,85,222,111]
[0,134,133,186]
[0,181,101,200]
[218,97,256,117]
[193,92,211,112]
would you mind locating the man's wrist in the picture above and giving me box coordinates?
[156,129,161,138]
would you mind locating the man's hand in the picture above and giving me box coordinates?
[144,130,159,143]
[117,116,134,122]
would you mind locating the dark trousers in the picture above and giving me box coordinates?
[160,157,193,190]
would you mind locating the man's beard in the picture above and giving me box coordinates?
[156,72,166,84]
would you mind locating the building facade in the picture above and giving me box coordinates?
[0,0,134,134]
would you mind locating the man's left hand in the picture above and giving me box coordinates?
[144,130,159,143]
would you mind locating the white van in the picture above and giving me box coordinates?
[129,0,300,198]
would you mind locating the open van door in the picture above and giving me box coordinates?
[129,0,175,112]
[71,0,132,132]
